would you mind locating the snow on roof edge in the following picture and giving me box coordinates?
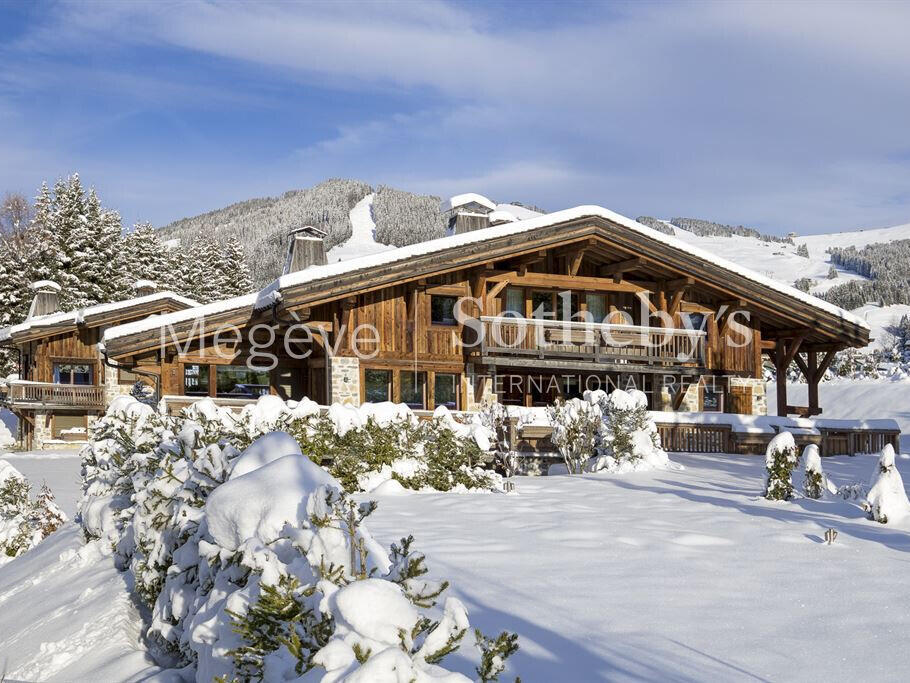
[439,192,497,213]
[1,291,200,343]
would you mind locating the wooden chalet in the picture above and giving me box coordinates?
[100,206,870,425]
[0,281,197,449]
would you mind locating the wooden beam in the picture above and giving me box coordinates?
[817,348,837,377]
[568,248,586,277]
[486,270,649,294]
[599,257,641,276]
[666,276,695,291]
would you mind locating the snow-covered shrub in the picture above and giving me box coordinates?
[863,444,910,524]
[78,397,518,680]
[763,432,799,501]
[585,389,678,474]
[547,397,600,474]
[0,460,66,563]
[130,379,157,406]
[802,444,826,499]
[478,401,521,477]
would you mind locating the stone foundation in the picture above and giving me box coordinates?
[463,364,495,411]
[329,356,361,406]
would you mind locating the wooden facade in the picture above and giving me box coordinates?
[103,213,869,420]
[0,294,196,449]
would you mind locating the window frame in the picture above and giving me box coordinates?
[363,368,393,404]
[430,295,459,326]
[399,370,427,410]
[433,372,460,410]
[183,363,211,397]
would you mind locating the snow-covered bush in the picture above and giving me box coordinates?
[78,397,518,680]
[802,445,826,499]
[547,397,600,474]
[863,444,910,524]
[763,432,799,501]
[478,401,520,477]
[0,460,65,563]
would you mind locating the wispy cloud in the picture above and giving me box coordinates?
[1,0,909,232]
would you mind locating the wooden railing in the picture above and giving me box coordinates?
[4,381,105,408]
[479,316,705,366]
[657,423,732,454]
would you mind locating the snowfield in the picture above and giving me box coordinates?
[2,450,909,680]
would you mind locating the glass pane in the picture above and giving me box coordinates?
[504,287,524,316]
[531,291,553,319]
[72,364,92,385]
[431,296,457,325]
[216,365,270,398]
[53,363,92,385]
[183,364,210,396]
[434,373,458,409]
[556,292,579,321]
[364,369,391,403]
[586,294,606,323]
[400,371,426,409]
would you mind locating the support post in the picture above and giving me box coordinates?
[775,340,787,417]
[807,351,820,417]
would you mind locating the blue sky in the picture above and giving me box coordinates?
[1,0,909,234]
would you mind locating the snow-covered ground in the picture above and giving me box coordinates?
[0,451,81,517]
[769,379,910,451]
[325,193,396,263]
[2,449,909,680]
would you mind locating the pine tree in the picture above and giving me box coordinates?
[802,445,825,499]
[120,223,174,296]
[220,236,254,296]
[764,432,799,501]
[796,243,809,258]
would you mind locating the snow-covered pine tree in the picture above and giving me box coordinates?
[546,397,600,474]
[802,444,825,499]
[763,431,799,500]
[119,223,174,297]
[74,187,123,306]
[827,265,838,279]
[219,235,254,296]
[796,243,809,258]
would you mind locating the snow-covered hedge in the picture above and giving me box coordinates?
[0,460,65,564]
[863,444,910,524]
[78,396,517,680]
[546,390,678,475]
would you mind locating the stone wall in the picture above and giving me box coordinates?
[729,376,767,415]
[329,356,361,406]
[103,364,133,406]
[463,364,495,411]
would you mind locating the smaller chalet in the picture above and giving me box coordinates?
[0,281,197,449]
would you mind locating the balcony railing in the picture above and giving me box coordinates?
[478,316,705,366]
[1,381,105,409]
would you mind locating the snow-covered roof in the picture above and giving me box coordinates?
[487,210,517,225]
[103,204,869,346]
[29,280,61,292]
[439,193,497,213]
[132,279,157,291]
[103,292,258,341]
[494,203,543,220]
[0,291,199,343]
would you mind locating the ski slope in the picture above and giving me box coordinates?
[325,193,396,263]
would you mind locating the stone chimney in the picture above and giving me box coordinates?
[132,279,158,298]
[284,226,328,274]
[26,280,61,319]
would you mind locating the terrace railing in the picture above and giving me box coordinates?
[3,381,105,409]
[478,316,706,366]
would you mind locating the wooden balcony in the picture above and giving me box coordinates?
[477,316,706,368]
[1,381,105,409]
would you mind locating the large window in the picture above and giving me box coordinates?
[183,364,210,396]
[555,291,579,322]
[531,291,554,319]
[431,295,458,326]
[400,370,427,410]
[504,287,524,316]
[586,294,606,323]
[434,373,459,410]
[216,365,270,398]
[53,362,92,385]
[364,369,392,403]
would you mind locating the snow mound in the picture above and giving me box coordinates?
[864,444,910,524]
[206,453,339,550]
[229,430,302,479]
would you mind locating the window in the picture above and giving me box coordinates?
[686,312,706,331]
[52,412,87,439]
[400,370,427,409]
[504,287,524,316]
[531,291,554,319]
[586,294,606,323]
[53,362,92,385]
[430,295,458,325]
[555,291,579,322]
[434,373,459,410]
[364,369,392,403]
[702,386,723,412]
[216,365,270,398]
[183,364,210,396]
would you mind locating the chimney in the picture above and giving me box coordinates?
[26,280,61,319]
[284,226,328,274]
[439,193,496,235]
[132,279,158,298]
